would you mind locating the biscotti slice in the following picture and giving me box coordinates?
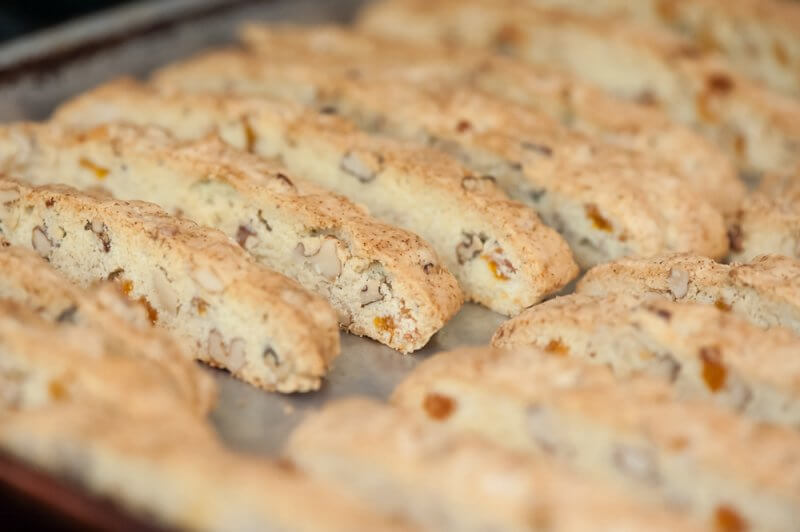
[0,122,462,353]
[0,178,339,392]
[358,0,800,176]
[287,398,703,532]
[577,253,800,335]
[0,242,215,415]
[0,405,413,532]
[516,0,800,97]
[151,53,728,267]
[240,24,744,217]
[54,80,576,315]
[392,346,800,531]
[492,293,800,427]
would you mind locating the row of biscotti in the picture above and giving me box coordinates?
[140,51,730,269]
[0,292,415,532]
[238,23,745,218]
[358,0,800,177]
[279,342,800,531]
[510,0,800,98]
[0,122,464,352]
[44,88,576,316]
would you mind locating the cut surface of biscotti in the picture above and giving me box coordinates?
[54,80,576,315]
[515,0,800,97]
[0,400,413,532]
[392,346,800,531]
[287,398,703,532]
[0,178,339,392]
[0,122,462,353]
[492,293,800,427]
[577,253,800,335]
[239,23,744,217]
[151,53,728,267]
[0,241,215,415]
[357,0,800,176]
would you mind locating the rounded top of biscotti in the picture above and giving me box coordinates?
[392,346,800,496]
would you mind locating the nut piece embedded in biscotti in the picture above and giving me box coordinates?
[340,149,383,182]
[456,232,486,265]
[667,267,689,299]
[31,226,53,258]
[295,237,343,281]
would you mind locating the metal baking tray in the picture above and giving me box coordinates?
[0,0,507,527]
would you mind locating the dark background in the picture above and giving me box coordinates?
[0,2,134,43]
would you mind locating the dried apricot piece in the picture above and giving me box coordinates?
[700,346,726,392]
[423,393,455,421]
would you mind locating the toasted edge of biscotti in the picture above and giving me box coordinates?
[0,178,340,392]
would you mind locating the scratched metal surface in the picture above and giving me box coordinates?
[0,0,508,460]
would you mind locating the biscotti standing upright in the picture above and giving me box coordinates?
[287,398,703,532]
[357,0,800,176]
[150,53,728,267]
[514,0,800,97]
[55,79,577,315]
[239,23,744,217]
[0,178,339,392]
[0,241,215,415]
[0,121,462,353]
[492,293,800,427]
[392,346,800,531]
[577,253,800,335]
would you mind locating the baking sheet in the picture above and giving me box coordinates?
[0,0,508,460]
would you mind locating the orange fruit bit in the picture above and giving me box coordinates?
[700,346,726,392]
[714,505,748,532]
[138,296,159,325]
[544,339,569,357]
[79,157,110,180]
[714,299,732,312]
[193,297,209,316]
[48,380,68,401]
[585,204,613,232]
[423,392,456,421]
[242,116,257,153]
[374,316,396,341]
[484,257,510,281]
[120,279,134,296]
